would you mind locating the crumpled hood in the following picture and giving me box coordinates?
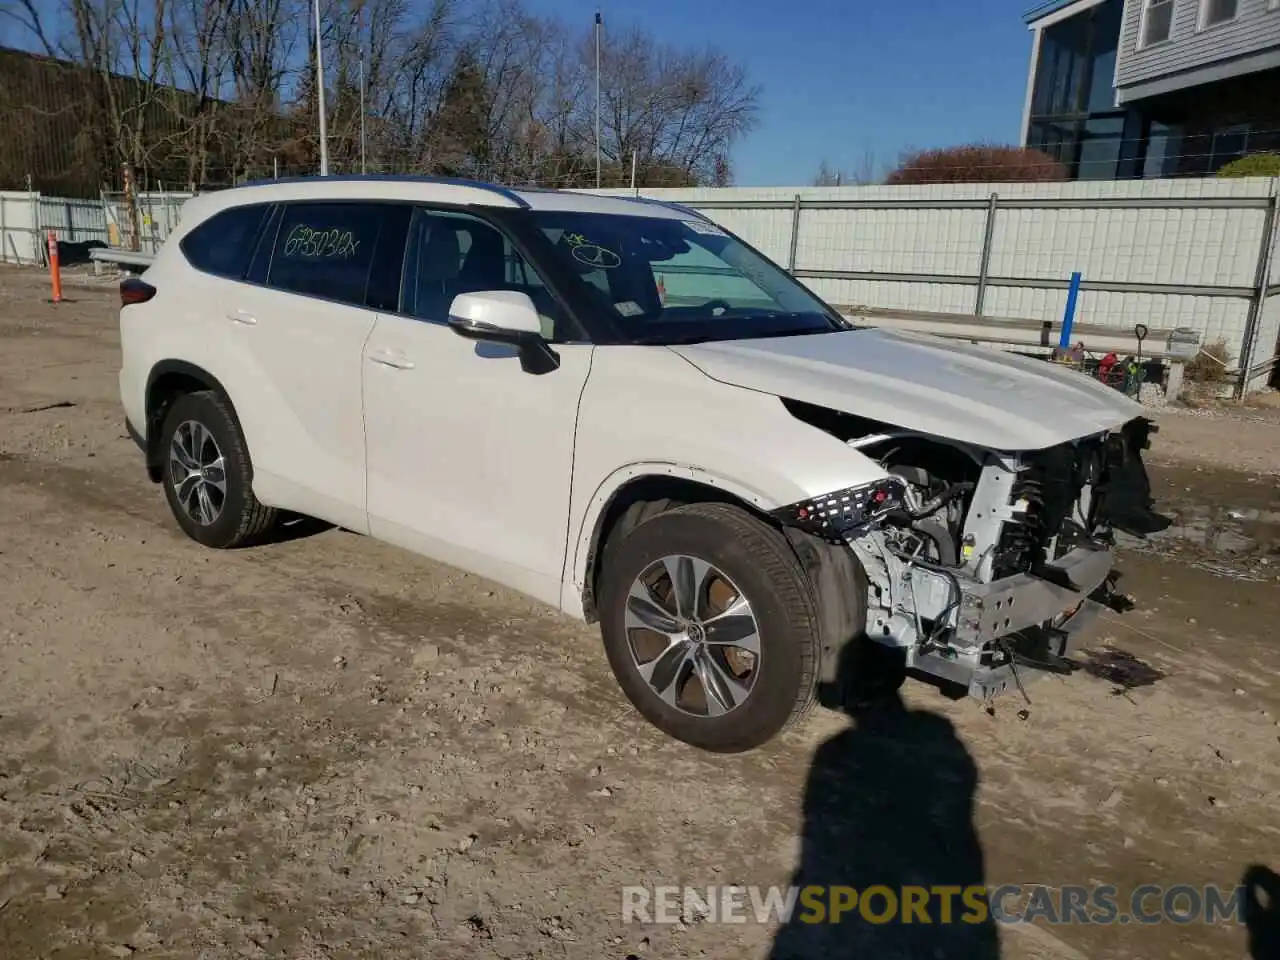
[668,327,1145,451]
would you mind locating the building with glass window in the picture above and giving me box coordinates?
[1020,0,1280,179]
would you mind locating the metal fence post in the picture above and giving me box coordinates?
[1235,181,1279,399]
[27,173,37,265]
[0,194,6,263]
[787,194,801,272]
[1060,271,1083,348]
[160,181,171,241]
[975,192,999,316]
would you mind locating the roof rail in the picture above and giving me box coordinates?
[622,195,711,222]
[231,173,530,208]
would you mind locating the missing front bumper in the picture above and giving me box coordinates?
[955,544,1113,647]
[899,544,1114,700]
[910,597,1104,700]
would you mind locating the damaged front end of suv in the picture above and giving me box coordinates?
[771,399,1168,700]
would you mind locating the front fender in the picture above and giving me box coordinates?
[559,345,886,617]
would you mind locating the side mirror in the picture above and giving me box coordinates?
[447,291,559,375]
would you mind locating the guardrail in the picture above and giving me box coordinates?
[837,304,1202,401]
[838,304,1185,353]
[89,248,155,273]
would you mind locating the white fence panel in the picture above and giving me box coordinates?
[37,196,111,245]
[0,190,40,262]
[594,177,1280,393]
[703,207,792,265]
[0,190,194,264]
[796,207,988,276]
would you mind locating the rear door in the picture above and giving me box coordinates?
[225,200,409,532]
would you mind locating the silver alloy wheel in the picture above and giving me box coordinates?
[624,555,761,717]
[168,419,227,526]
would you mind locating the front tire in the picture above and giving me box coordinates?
[598,502,820,753]
[159,390,277,549]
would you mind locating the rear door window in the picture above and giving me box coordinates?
[180,203,271,279]
[266,202,386,307]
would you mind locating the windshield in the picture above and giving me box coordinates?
[528,211,842,344]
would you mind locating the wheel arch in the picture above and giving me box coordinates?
[570,463,868,686]
[143,360,243,483]
[570,464,775,624]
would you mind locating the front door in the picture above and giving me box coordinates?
[362,207,593,607]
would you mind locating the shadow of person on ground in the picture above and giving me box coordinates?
[1242,865,1280,960]
[770,639,999,960]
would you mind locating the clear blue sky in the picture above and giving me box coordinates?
[532,0,1034,186]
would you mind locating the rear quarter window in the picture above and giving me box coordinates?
[179,204,272,279]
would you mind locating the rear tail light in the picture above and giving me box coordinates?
[120,278,156,306]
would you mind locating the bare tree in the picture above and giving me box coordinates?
[812,144,879,188]
[1,0,761,192]
[592,26,758,186]
[0,0,59,55]
[164,0,236,184]
[378,0,460,172]
[812,159,846,187]
[851,143,879,185]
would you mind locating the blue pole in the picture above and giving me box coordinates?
[1059,271,1082,349]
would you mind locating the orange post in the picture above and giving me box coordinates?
[46,230,62,303]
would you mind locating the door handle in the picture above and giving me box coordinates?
[228,309,257,325]
[368,349,415,370]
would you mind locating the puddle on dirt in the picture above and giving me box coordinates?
[1078,648,1167,695]
[1117,468,1280,582]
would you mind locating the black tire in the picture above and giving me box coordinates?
[598,502,821,753]
[159,390,277,549]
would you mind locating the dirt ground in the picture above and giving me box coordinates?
[1,265,1278,960]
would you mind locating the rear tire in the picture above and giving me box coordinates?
[598,502,820,753]
[159,390,277,549]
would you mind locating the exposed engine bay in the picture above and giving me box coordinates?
[774,399,1167,700]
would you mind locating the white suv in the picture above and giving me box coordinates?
[118,176,1164,752]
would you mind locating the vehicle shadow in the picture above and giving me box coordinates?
[1242,864,1280,960]
[260,512,336,545]
[769,639,999,959]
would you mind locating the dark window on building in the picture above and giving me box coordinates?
[1142,123,1181,178]
[1211,125,1249,168]
[267,202,386,306]
[1027,0,1132,180]
[1078,116,1126,179]
[1201,0,1238,28]
[180,204,271,280]
[1132,63,1280,178]
[1086,42,1118,112]
[1028,120,1077,167]
[1142,0,1174,46]
[1032,13,1090,116]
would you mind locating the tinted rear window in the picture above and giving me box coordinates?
[266,202,386,306]
[180,204,271,279]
